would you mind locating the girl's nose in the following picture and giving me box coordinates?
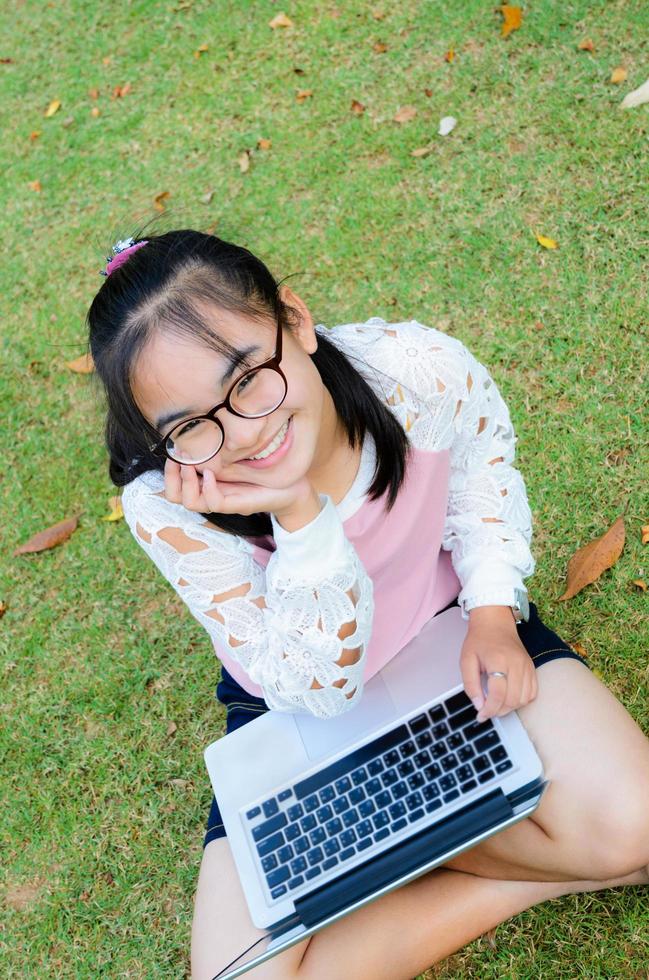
[220,411,275,459]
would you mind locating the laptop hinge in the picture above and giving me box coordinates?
[295,789,512,929]
[506,776,548,810]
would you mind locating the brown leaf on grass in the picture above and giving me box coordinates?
[296,89,313,102]
[577,38,595,52]
[642,524,649,545]
[45,99,61,117]
[570,642,589,658]
[444,49,455,62]
[169,778,192,789]
[101,496,123,522]
[610,67,627,84]
[111,82,132,98]
[91,107,100,118]
[270,12,294,29]
[632,579,647,592]
[0,600,7,618]
[351,99,365,114]
[558,515,625,601]
[238,149,251,173]
[411,145,434,158]
[536,233,558,249]
[194,43,208,58]
[372,8,386,19]
[257,138,272,150]
[154,190,170,211]
[394,105,417,123]
[14,516,80,556]
[166,721,178,737]
[1,57,15,63]
[499,5,522,37]
[88,87,99,99]
[66,352,94,373]
[28,180,42,192]
[29,130,41,140]
[373,42,388,53]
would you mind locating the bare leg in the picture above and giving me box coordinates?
[191,838,648,980]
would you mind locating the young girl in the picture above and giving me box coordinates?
[87,230,649,980]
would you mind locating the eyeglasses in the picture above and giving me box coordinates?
[148,316,288,465]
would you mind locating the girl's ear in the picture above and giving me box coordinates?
[279,285,318,355]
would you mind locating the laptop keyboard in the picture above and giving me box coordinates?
[242,689,515,903]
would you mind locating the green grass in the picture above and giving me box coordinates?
[1,0,648,976]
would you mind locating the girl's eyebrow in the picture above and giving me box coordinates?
[154,345,262,431]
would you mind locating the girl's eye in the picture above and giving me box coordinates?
[175,418,201,439]
[235,372,255,395]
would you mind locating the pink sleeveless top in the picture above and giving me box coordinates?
[216,435,461,697]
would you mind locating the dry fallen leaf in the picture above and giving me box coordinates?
[641,524,649,545]
[91,107,100,118]
[536,233,558,249]
[66,352,94,373]
[631,579,647,592]
[29,130,41,140]
[111,82,132,98]
[372,8,386,19]
[201,189,215,204]
[169,778,192,789]
[500,5,522,37]
[558,515,625,601]
[257,138,272,150]
[166,721,178,737]
[444,49,455,62]
[45,99,61,117]
[610,67,627,84]
[88,88,99,99]
[373,42,388,54]
[0,600,7,619]
[194,43,208,58]
[394,105,417,123]
[14,516,80,556]
[351,99,365,114]
[577,38,595,52]
[411,145,434,158]
[28,180,42,192]
[621,77,649,109]
[238,150,251,173]
[101,496,123,522]
[270,12,293,29]
[570,642,589,658]
[154,190,170,211]
[296,89,313,102]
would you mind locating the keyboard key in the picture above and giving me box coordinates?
[460,779,477,794]
[343,809,360,827]
[322,856,339,871]
[278,789,293,802]
[357,819,373,838]
[426,798,442,814]
[441,753,459,772]
[246,806,261,820]
[381,769,398,788]
[389,801,406,821]
[368,759,384,776]
[490,746,508,764]
[287,804,303,822]
[392,781,408,800]
[446,733,464,750]
[300,814,316,833]
[397,760,415,778]
[374,828,390,842]
[440,774,457,792]
[294,836,310,855]
[465,720,495,741]
[423,784,440,802]
[405,791,423,811]
[304,794,320,813]
[445,690,472,715]
[340,829,357,847]
[414,750,431,768]
[473,754,490,773]
[456,765,473,782]
[359,799,376,818]
[431,743,447,760]
[424,763,442,781]
[262,798,279,818]
[372,811,390,830]
[416,731,433,749]
[366,777,382,796]
[267,866,290,888]
[429,704,446,724]
[323,838,340,857]
[478,769,496,784]
[319,786,335,804]
[257,832,285,857]
[261,854,278,873]
[383,749,400,767]
[408,808,424,823]
[289,875,304,890]
[448,707,478,732]
[392,818,407,832]
[277,845,294,863]
[409,713,430,734]
[309,827,326,846]
[271,884,287,899]
[399,741,416,758]
[340,846,355,861]
[333,796,350,814]
[335,776,352,795]
[307,847,324,867]
[358,838,372,851]
[316,805,333,823]
[252,813,287,842]
[432,723,450,740]
[496,760,513,773]
[349,787,365,805]
[305,866,321,880]
[475,731,500,754]
[295,724,409,800]
[291,856,307,875]
[375,790,392,808]
[285,823,300,842]
[325,817,343,837]
[458,745,475,762]
[351,767,368,785]
[443,790,460,803]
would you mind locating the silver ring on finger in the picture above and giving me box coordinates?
[487,670,508,679]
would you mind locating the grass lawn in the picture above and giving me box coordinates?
[1,0,648,976]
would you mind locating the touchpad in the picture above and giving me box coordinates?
[294,674,397,762]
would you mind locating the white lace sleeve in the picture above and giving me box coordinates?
[120,471,374,718]
[358,319,536,620]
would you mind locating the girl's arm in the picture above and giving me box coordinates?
[121,470,374,719]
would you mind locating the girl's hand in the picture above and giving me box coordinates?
[162,457,316,520]
[460,616,538,723]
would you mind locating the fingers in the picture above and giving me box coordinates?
[476,672,509,722]
[461,651,485,713]
[163,458,183,503]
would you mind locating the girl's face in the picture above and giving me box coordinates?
[131,286,342,486]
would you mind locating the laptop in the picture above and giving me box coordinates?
[203,603,548,979]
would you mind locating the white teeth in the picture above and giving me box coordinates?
[247,419,290,460]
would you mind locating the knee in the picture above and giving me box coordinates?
[582,803,649,880]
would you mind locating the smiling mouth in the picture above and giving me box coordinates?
[239,416,292,461]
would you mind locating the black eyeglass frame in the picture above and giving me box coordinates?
[148,316,288,465]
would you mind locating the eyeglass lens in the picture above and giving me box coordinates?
[164,368,287,464]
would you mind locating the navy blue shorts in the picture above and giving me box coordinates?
[203,597,589,848]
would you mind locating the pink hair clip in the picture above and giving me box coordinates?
[99,237,149,277]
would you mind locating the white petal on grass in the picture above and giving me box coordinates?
[438,116,457,136]
[620,77,649,109]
